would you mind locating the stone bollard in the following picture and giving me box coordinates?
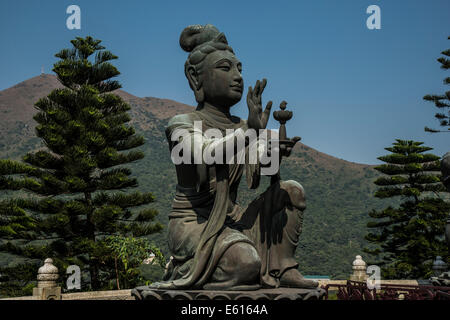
[32,258,61,300]
[432,256,448,277]
[350,255,368,282]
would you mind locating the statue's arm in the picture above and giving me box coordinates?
[166,114,252,165]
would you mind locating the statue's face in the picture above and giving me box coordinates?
[200,50,243,108]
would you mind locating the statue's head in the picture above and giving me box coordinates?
[180,24,243,108]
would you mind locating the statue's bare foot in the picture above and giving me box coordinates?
[149,281,175,289]
[279,269,318,289]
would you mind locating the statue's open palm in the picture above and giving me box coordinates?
[247,78,273,130]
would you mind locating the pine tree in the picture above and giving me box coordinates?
[0,160,43,297]
[0,160,39,238]
[364,140,450,279]
[1,36,162,291]
[424,36,450,133]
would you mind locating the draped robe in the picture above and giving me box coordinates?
[156,106,304,290]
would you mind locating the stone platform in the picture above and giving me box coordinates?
[131,286,326,300]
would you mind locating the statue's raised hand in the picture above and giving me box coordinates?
[247,78,273,130]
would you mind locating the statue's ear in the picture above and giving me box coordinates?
[186,66,204,103]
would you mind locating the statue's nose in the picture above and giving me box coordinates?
[233,73,243,85]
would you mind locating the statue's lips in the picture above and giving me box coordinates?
[230,85,243,93]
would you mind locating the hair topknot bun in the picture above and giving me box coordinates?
[179,24,228,52]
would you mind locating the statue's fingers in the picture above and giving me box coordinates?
[257,79,266,100]
[264,101,273,115]
[261,101,272,125]
[254,80,263,105]
[260,78,267,94]
[247,86,253,105]
[254,80,260,98]
[256,93,263,111]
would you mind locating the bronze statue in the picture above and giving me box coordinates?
[151,24,317,291]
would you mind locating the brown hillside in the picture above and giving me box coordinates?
[0,74,193,157]
[0,74,373,173]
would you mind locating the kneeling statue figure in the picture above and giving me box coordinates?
[151,24,318,291]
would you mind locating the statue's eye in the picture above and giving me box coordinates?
[218,65,230,71]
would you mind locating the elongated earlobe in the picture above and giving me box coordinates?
[186,66,204,103]
[195,88,204,103]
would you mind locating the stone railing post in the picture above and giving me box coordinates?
[350,255,368,282]
[432,256,448,277]
[32,258,61,300]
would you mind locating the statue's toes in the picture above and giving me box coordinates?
[281,278,318,289]
[148,282,161,289]
[148,280,177,290]
[279,269,319,289]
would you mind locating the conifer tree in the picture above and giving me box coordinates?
[0,160,38,238]
[364,140,450,279]
[0,160,43,297]
[424,36,450,133]
[1,37,162,291]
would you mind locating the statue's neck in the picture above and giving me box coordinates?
[198,102,233,120]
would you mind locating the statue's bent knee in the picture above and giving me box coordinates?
[238,243,261,281]
[213,242,261,285]
[279,180,306,211]
[229,243,261,277]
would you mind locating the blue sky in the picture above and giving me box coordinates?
[0,0,449,164]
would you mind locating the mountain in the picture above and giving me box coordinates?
[0,74,193,158]
[0,74,389,279]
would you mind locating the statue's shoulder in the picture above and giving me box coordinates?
[167,112,200,127]
[167,112,246,130]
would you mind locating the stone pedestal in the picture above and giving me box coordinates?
[350,255,368,282]
[132,286,326,300]
[33,258,61,300]
[32,287,62,300]
[432,256,448,277]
